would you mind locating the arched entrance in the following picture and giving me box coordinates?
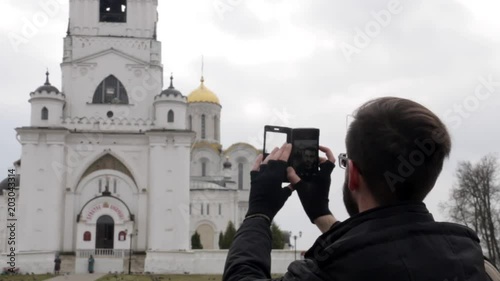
[96,215,114,249]
[196,224,215,249]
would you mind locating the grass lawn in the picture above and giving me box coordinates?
[0,274,54,281]
[96,275,222,281]
[97,274,284,281]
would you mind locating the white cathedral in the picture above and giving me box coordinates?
[0,0,261,274]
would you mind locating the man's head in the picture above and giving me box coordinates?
[302,147,316,169]
[343,97,451,216]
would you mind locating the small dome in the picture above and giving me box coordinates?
[159,74,183,97]
[35,70,60,94]
[187,77,220,105]
[223,157,232,169]
[0,174,20,195]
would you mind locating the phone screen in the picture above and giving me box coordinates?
[291,129,319,177]
[264,130,288,155]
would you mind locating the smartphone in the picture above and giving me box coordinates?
[291,128,320,178]
[263,125,291,159]
[263,125,291,182]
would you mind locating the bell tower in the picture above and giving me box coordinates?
[61,0,162,122]
[67,0,158,38]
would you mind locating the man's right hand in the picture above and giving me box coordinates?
[287,146,337,231]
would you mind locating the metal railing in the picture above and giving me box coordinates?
[77,249,130,258]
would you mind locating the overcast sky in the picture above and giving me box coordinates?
[1,0,500,250]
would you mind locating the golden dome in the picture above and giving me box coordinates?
[187,77,220,105]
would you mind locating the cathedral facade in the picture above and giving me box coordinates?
[0,0,258,273]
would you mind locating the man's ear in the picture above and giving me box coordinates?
[348,160,361,192]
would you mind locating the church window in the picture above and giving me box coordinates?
[113,178,117,193]
[118,231,127,241]
[214,116,219,141]
[207,204,210,215]
[189,115,193,130]
[93,75,129,104]
[83,231,91,241]
[100,0,127,23]
[201,114,206,139]
[98,179,102,193]
[168,110,174,123]
[238,162,244,190]
[201,203,204,215]
[219,203,221,215]
[41,107,49,120]
[201,162,207,177]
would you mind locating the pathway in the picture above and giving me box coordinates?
[45,273,106,281]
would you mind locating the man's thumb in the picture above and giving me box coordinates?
[287,167,301,185]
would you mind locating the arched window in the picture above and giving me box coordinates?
[41,107,49,120]
[189,115,193,130]
[118,231,127,241]
[201,114,206,139]
[92,75,129,104]
[214,115,219,141]
[83,231,91,241]
[238,162,244,190]
[168,110,174,123]
[100,0,127,23]
[201,162,207,177]
[207,204,210,215]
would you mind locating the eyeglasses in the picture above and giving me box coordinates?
[338,153,348,169]
[338,153,362,175]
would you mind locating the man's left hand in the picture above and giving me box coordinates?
[246,143,293,222]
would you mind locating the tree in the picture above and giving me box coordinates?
[219,221,236,249]
[271,222,285,249]
[218,232,224,249]
[444,154,500,266]
[191,231,203,249]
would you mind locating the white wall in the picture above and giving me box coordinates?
[61,52,162,121]
[30,97,64,127]
[145,250,296,274]
[16,129,67,252]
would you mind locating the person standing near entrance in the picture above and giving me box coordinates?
[88,255,95,273]
[54,254,61,275]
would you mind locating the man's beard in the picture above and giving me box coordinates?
[343,179,359,217]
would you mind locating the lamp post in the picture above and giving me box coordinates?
[292,231,302,260]
[128,229,137,275]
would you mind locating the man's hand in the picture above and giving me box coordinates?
[287,146,337,230]
[246,143,293,222]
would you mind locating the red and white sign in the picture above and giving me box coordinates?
[85,202,126,221]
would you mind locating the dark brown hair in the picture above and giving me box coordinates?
[346,97,451,204]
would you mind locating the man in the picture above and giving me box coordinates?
[223,97,488,280]
[300,147,317,171]
[54,254,61,275]
[291,146,318,177]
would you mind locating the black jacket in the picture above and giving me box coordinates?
[223,203,488,281]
